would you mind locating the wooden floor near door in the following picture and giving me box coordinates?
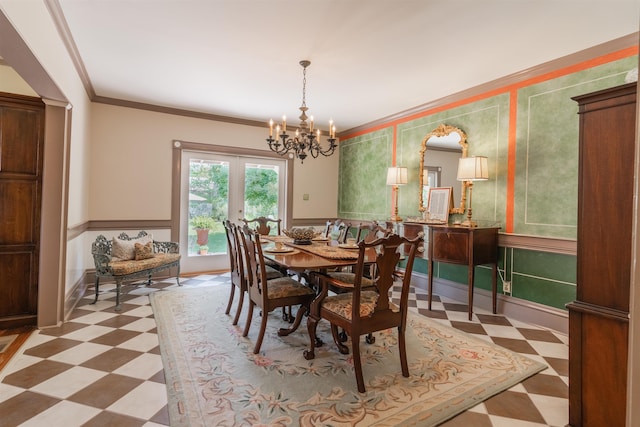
[0,326,35,372]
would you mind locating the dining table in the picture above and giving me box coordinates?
[260,234,377,346]
[260,235,372,272]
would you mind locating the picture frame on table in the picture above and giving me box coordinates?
[427,187,453,223]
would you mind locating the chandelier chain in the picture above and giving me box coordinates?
[301,65,307,109]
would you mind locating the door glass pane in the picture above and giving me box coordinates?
[244,163,280,233]
[188,159,229,256]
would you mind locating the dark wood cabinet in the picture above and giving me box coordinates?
[427,225,499,320]
[0,92,44,329]
[567,83,636,427]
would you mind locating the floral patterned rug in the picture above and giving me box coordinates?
[151,285,546,427]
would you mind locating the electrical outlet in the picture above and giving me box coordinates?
[503,280,511,294]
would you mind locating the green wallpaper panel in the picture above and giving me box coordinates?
[394,96,511,225]
[509,248,576,310]
[338,128,393,220]
[514,56,637,237]
[338,54,636,312]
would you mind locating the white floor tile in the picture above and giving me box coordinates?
[19,400,101,427]
[528,341,568,359]
[70,310,118,325]
[107,381,168,419]
[60,325,114,342]
[0,382,24,401]
[528,394,569,426]
[30,366,107,399]
[121,318,158,333]
[114,353,164,380]
[124,305,154,318]
[47,342,112,365]
[116,332,160,352]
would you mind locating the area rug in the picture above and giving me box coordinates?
[150,286,546,427]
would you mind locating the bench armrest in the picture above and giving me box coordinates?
[154,241,179,253]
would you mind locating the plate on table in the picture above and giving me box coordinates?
[264,246,294,253]
[312,236,330,242]
[338,243,359,249]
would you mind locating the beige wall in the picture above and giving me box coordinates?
[0,64,38,96]
[89,103,339,221]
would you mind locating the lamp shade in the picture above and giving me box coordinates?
[457,156,489,181]
[386,167,408,185]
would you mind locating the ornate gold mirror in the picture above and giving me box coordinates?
[418,124,469,215]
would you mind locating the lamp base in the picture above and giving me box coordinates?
[390,215,403,222]
[459,219,478,227]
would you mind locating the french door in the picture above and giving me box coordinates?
[180,151,287,273]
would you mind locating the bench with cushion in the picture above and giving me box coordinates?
[91,231,181,310]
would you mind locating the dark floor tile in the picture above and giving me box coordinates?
[68,373,144,409]
[440,410,493,426]
[39,321,92,337]
[147,369,166,384]
[517,327,564,343]
[90,329,142,347]
[417,308,448,319]
[522,373,568,398]
[80,348,144,372]
[67,307,96,319]
[149,404,171,425]
[81,410,147,427]
[450,321,487,335]
[99,302,145,315]
[23,337,84,358]
[491,337,538,355]
[96,315,141,329]
[3,360,73,388]
[442,302,468,312]
[0,391,61,426]
[484,390,546,423]
[416,293,432,301]
[544,356,569,377]
[476,314,512,326]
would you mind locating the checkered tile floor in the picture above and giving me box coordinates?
[0,274,568,426]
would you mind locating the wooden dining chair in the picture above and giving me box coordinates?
[224,220,283,326]
[223,220,246,325]
[241,216,282,236]
[323,219,351,243]
[303,233,423,393]
[238,225,316,354]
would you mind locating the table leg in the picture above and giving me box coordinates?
[428,259,434,310]
[492,263,497,314]
[467,265,474,321]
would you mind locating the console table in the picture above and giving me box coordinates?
[427,225,500,320]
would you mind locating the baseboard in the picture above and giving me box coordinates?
[409,272,568,335]
[64,271,90,322]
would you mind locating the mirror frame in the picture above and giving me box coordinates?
[418,124,469,215]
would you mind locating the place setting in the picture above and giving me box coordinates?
[263,241,295,253]
[337,238,359,249]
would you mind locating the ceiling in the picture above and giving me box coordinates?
[54,0,639,134]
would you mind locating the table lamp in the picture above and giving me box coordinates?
[387,167,408,221]
[456,156,488,227]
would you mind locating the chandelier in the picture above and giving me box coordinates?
[266,60,337,163]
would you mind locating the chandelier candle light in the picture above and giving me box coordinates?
[267,60,337,163]
[456,156,489,227]
[387,167,408,222]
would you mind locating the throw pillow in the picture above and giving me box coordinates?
[134,241,155,260]
[111,234,153,261]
